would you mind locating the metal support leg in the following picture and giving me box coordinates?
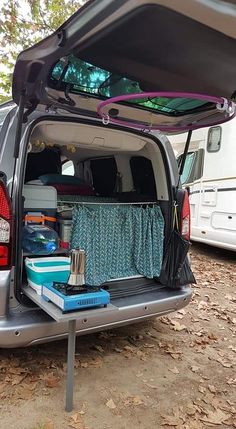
[65,319,76,412]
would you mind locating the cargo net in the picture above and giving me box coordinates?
[97,92,236,132]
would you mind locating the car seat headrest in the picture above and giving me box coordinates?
[25,148,62,183]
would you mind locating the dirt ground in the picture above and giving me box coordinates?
[0,243,235,429]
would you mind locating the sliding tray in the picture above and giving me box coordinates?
[22,286,117,323]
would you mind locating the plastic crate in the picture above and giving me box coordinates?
[25,257,70,295]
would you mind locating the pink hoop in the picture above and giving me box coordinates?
[97,92,236,131]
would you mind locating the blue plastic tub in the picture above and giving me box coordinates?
[25,257,70,295]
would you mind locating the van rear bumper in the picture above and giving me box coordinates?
[0,286,192,348]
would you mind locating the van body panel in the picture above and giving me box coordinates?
[0,271,11,318]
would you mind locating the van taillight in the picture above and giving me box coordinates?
[0,181,12,269]
[180,190,191,241]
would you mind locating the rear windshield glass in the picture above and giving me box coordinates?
[50,55,211,116]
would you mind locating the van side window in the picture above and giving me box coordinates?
[90,157,118,196]
[178,152,195,184]
[207,126,222,152]
[130,156,156,197]
[62,160,75,176]
[178,149,204,185]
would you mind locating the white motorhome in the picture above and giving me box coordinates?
[169,119,236,251]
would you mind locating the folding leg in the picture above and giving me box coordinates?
[65,319,76,412]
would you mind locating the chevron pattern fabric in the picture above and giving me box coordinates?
[70,204,164,285]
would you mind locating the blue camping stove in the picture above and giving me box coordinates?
[42,249,110,312]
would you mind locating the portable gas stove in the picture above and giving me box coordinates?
[42,249,110,312]
[42,282,110,312]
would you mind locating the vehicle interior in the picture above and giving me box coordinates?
[19,120,172,303]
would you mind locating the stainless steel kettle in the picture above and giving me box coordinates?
[67,248,85,286]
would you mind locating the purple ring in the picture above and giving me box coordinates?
[97,92,235,131]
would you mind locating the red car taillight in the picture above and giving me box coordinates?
[180,190,191,241]
[0,180,12,269]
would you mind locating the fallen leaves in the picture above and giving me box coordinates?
[208,385,217,394]
[200,409,230,425]
[93,345,104,353]
[227,378,236,385]
[44,373,60,388]
[0,246,235,429]
[168,367,180,374]
[106,398,116,409]
[161,408,185,426]
[69,412,86,429]
[158,342,183,359]
[171,321,187,332]
[198,385,206,394]
[215,358,232,368]
[123,395,144,407]
[190,366,199,373]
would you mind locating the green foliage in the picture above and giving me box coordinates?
[0,0,85,103]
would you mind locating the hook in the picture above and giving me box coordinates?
[102,114,110,125]
[216,97,235,114]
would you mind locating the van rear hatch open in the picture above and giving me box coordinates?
[12,0,236,130]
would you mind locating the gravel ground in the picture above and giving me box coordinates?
[0,243,235,429]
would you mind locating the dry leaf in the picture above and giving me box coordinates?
[190,366,199,373]
[227,378,236,385]
[124,345,135,352]
[124,395,144,407]
[114,347,123,353]
[143,343,155,349]
[44,373,59,388]
[11,374,27,386]
[8,367,28,375]
[93,345,104,353]
[78,403,86,415]
[208,385,217,394]
[144,382,158,389]
[90,357,103,368]
[16,384,33,400]
[185,403,197,416]
[106,398,116,409]
[162,409,185,426]
[171,321,187,332]
[69,412,85,429]
[132,395,144,406]
[200,409,230,425]
[71,413,83,423]
[216,358,232,368]
[169,367,180,374]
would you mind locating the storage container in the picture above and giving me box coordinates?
[23,185,57,228]
[25,256,70,295]
[58,219,72,249]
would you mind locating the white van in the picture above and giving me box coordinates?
[169,119,236,251]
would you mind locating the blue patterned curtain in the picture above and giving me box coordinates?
[70,205,164,285]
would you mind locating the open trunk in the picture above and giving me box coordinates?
[19,119,172,305]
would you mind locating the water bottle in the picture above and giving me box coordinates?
[22,225,59,255]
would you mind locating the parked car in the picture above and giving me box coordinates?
[0,0,235,347]
[169,118,236,251]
